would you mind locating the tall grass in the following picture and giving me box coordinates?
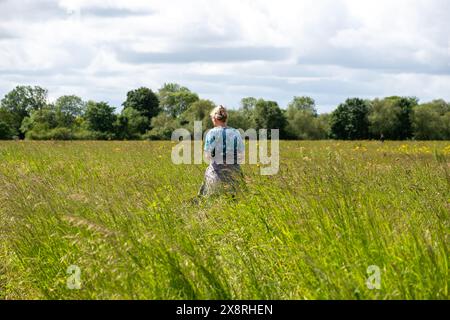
[0,140,448,299]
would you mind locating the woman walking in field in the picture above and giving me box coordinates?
[198,105,245,197]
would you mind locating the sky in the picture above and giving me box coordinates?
[0,0,449,113]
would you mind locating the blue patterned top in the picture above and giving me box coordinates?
[204,126,244,164]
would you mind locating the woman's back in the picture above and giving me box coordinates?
[198,105,245,197]
[204,126,244,165]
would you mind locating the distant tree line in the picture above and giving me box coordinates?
[0,84,448,140]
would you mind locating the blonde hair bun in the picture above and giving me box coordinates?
[210,105,228,122]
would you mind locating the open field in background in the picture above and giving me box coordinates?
[0,140,448,299]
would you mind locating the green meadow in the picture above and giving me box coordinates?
[0,140,448,299]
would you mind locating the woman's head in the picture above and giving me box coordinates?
[210,105,228,126]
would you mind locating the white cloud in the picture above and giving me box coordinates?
[0,0,449,112]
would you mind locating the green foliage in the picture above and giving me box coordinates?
[0,85,447,141]
[394,96,418,140]
[0,107,18,137]
[316,113,331,139]
[20,106,58,134]
[369,97,418,140]
[19,97,88,140]
[254,99,287,138]
[54,95,86,127]
[240,97,257,112]
[412,100,450,140]
[122,87,159,126]
[0,120,13,139]
[226,110,255,131]
[331,98,370,140]
[285,96,328,139]
[228,97,257,130]
[158,83,199,117]
[115,107,150,140]
[179,99,215,132]
[0,85,48,137]
[369,98,402,139]
[144,113,179,140]
[286,111,330,140]
[288,96,318,116]
[25,127,75,140]
[84,101,117,136]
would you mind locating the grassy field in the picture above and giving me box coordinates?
[0,140,448,300]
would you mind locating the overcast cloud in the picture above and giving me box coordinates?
[0,0,448,112]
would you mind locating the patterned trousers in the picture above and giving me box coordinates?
[198,163,243,196]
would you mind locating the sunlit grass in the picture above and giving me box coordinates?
[0,140,448,299]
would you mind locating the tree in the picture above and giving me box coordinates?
[54,95,86,127]
[115,107,149,139]
[18,98,87,140]
[179,99,215,131]
[254,99,287,138]
[285,112,330,140]
[122,87,159,128]
[330,98,370,140]
[19,104,80,140]
[0,85,48,138]
[227,109,255,131]
[241,97,257,112]
[368,96,418,140]
[287,96,317,116]
[285,96,323,139]
[144,113,179,140]
[0,120,12,139]
[84,101,117,137]
[444,112,450,140]
[238,97,257,129]
[412,99,450,140]
[316,113,331,139]
[158,83,199,117]
[388,96,417,140]
[20,106,58,135]
[0,107,16,137]
[286,111,329,140]
[369,98,401,139]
